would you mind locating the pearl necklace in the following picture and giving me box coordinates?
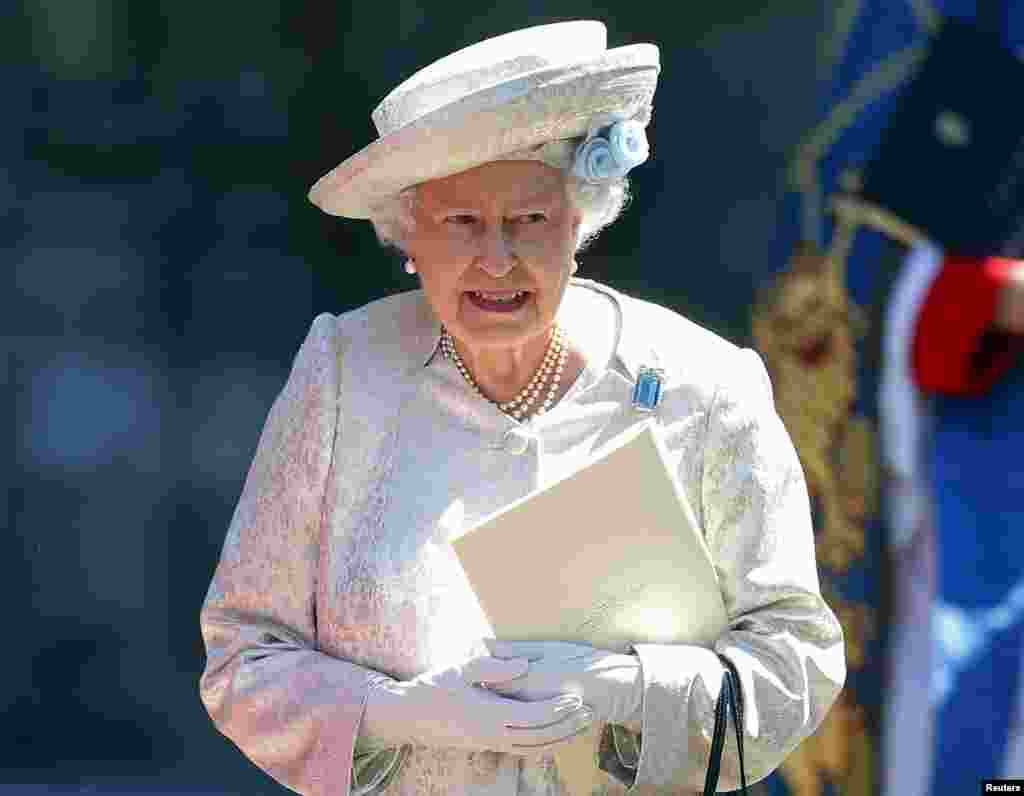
[441,325,568,421]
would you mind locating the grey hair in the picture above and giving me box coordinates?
[369,138,631,256]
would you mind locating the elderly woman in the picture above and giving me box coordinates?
[199,20,844,796]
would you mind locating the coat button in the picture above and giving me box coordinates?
[502,428,531,455]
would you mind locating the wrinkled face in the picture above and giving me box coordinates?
[405,160,582,351]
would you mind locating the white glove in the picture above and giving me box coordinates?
[361,654,595,755]
[481,640,643,726]
[996,263,1024,333]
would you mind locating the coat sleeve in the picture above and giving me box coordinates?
[911,254,1024,395]
[628,346,846,791]
[199,313,394,796]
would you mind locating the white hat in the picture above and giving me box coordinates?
[307,21,660,219]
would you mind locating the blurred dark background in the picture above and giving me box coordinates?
[8,1,828,790]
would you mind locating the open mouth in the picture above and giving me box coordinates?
[464,290,531,312]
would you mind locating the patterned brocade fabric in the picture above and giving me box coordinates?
[199,279,844,795]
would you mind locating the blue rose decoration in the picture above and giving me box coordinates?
[572,137,617,182]
[571,119,650,182]
[608,120,649,170]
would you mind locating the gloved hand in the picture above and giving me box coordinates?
[361,654,595,755]
[996,262,1024,333]
[480,640,644,727]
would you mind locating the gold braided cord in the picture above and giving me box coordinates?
[818,0,863,82]
[792,43,929,242]
[789,0,944,243]
[908,0,942,34]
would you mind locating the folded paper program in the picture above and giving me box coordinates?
[449,419,727,794]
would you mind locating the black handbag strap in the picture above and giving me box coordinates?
[703,654,748,795]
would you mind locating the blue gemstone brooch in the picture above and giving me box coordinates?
[631,366,665,413]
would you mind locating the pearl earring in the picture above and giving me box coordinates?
[405,259,417,275]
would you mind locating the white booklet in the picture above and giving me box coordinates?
[449,419,728,794]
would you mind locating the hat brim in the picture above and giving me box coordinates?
[308,44,660,219]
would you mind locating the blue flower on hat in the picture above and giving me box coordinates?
[608,120,649,170]
[573,137,617,182]
[571,119,650,182]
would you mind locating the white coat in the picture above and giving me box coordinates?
[199,278,844,795]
